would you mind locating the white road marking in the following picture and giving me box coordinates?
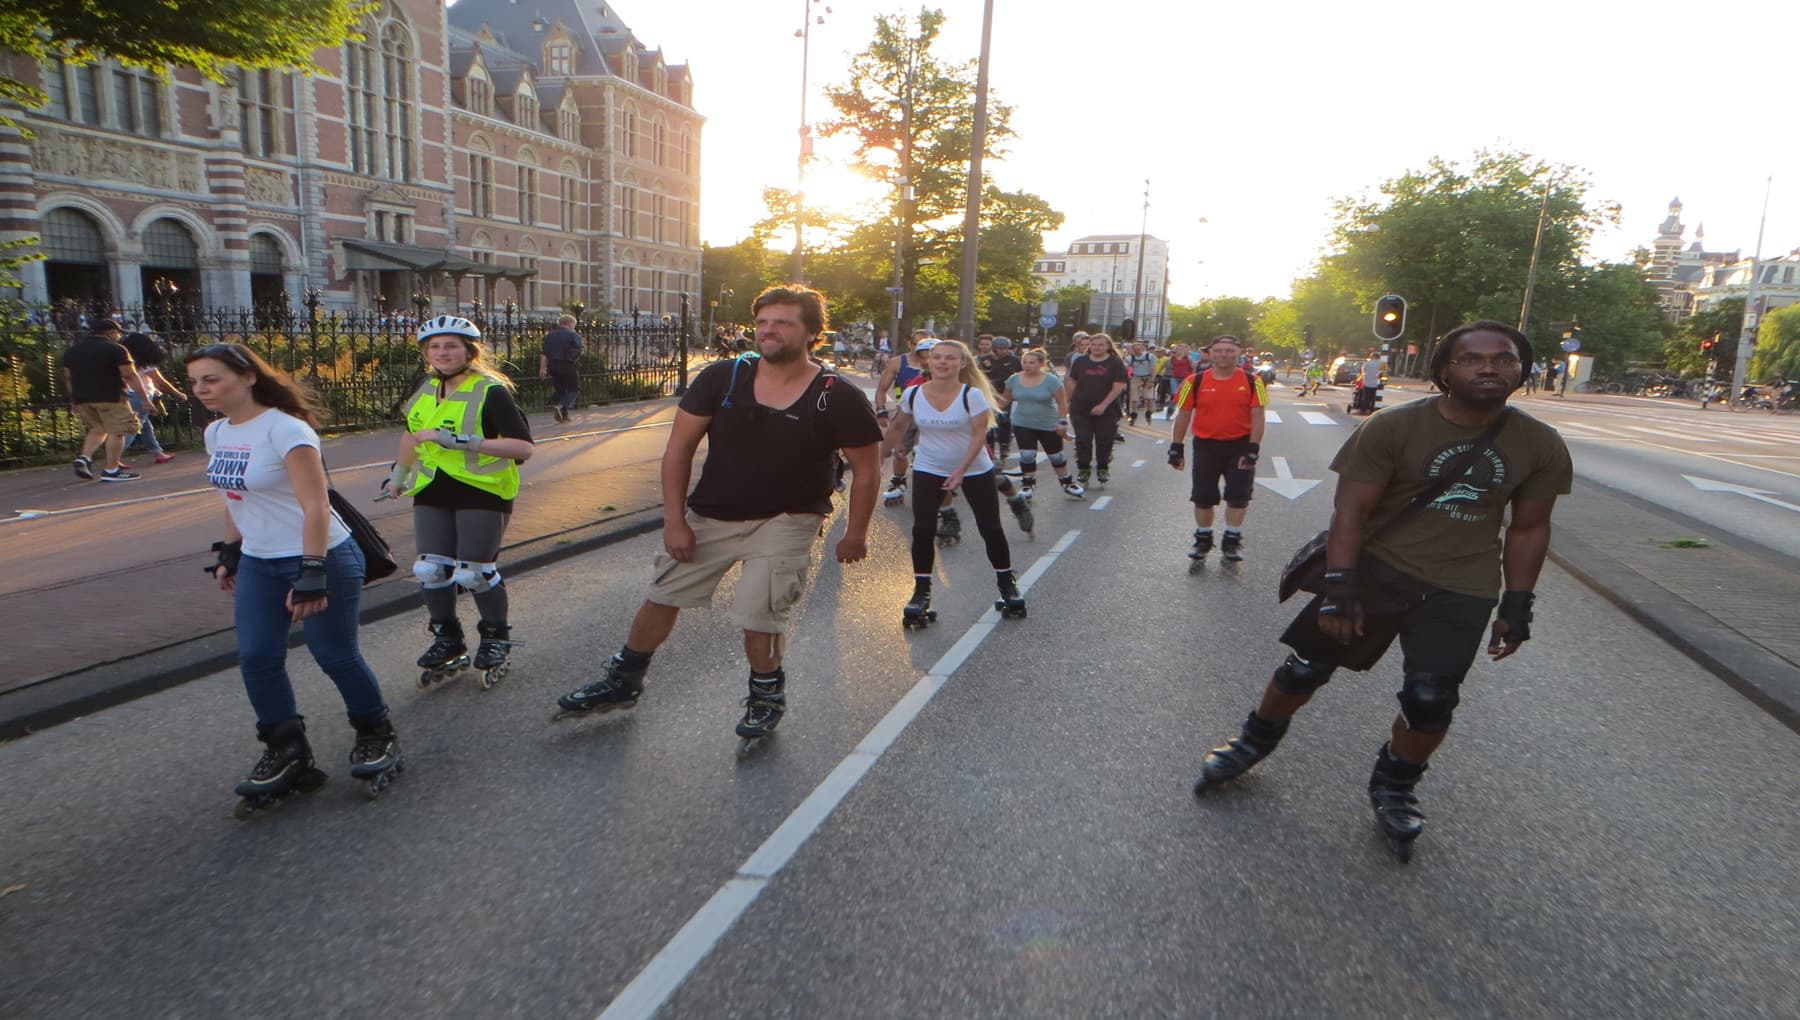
[1256,456,1323,500]
[1264,410,1283,424]
[1089,496,1113,511]
[1131,459,1147,468]
[592,531,1083,1020]
[1624,424,1717,444]
[1299,411,1338,426]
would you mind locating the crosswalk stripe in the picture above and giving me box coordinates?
[1299,411,1338,426]
[1264,410,1283,424]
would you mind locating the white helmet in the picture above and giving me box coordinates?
[417,315,481,344]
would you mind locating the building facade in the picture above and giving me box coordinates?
[0,0,701,319]
[1032,233,1171,340]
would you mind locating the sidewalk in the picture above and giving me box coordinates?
[0,397,683,738]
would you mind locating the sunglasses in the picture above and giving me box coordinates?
[188,343,252,369]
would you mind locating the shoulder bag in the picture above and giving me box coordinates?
[1277,409,1511,602]
[324,458,400,585]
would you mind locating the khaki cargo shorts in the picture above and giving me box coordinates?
[647,510,825,633]
[74,401,140,436]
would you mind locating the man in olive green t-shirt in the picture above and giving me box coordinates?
[1191,320,1573,862]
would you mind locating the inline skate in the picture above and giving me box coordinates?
[735,670,787,757]
[1191,712,1288,794]
[233,719,328,819]
[553,653,648,721]
[1369,743,1429,863]
[994,570,1027,619]
[417,619,470,687]
[936,506,962,546]
[349,713,403,800]
[472,621,516,690]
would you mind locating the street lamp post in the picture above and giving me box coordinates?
[1130,179,1150,329]
[954,0,996,344]
[792,0,831,284]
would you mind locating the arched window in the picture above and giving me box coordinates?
[652,119,666,166]
[560,160,581,231]
[517,149,539,225]
[41,208,111,306]
[515,87,538,128]
[621,107,637,158]
[345,36,378,174]
[468,136,494,219]
[558,101,580,141]
[248,234,287,310]
[380,23,415,181]
[142,219,198,268]
[466,66,492,116]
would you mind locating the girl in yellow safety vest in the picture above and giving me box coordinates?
[382,315,536,688]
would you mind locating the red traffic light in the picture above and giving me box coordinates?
[1372,294,1406,342]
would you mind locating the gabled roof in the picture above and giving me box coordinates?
[447,0,694,103]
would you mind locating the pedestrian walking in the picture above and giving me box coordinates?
[1063,332,1129,487]
[1001,348,1083,498]
[538,314,584,423]
[187,342,401,816]
[1169,335,1268,565]
[884,339,1026,628]
[553,285,882,754]
[385,316,536,690]
[64,318,152,482]
[120,327,179,464]
[1190,321,1572,862]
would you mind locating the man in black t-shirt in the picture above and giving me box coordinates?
[538,315,584,422]
[63,319,151,482]
[556,285,882,748]
[978,336,1024,454]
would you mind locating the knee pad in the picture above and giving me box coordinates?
[412,553,457,590]
[452,560,503,593]
[995,474,1017,498]
[1397,672,1462,733]
[1049,452,1067,469]
[1020,450,1038,470]
[1271,653,1334,695]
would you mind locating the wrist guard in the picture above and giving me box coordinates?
[1497,590,1534,642]
[1242,441,1260,466]
[206,540,242,580]
[1317,568,1358,619]
[433,428,481,449]
[1167,444,1185,468]
[291,556,329,603]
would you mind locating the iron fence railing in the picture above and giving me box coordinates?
[0,302,693,466]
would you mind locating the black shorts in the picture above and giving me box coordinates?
[1011,425,1063,456]
[1281,555,1497,673]
[1189,436,1256,507]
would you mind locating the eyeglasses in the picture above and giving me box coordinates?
[1449,354,1521,369]
[189,343,252,368]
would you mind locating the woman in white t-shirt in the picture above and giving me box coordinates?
[882,339,1024,625]
[187,343,400,816]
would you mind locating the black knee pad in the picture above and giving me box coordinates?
[1271,653,1334,695]
[1396,672,1462,733]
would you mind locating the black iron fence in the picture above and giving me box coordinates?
[0,303,693,466]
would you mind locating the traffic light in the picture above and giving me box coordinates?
[1302,323,1315,344]
[1373,294,1406,342]
[1701,335,1715,352]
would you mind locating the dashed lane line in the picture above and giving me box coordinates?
[1089,496,1113,511]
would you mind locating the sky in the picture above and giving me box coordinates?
[606,0,1798,303]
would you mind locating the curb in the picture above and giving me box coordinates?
[1549,531,1800,735]
[0,506,665,741]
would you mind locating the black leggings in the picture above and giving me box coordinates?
[1068,411,1120,470]
[910,469,1010,575]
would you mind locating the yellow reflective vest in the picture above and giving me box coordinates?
[402,374,520,501]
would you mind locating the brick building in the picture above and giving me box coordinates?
[0,0,702,318]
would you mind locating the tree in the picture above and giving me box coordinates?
[818,7,1056,337]
[1750,303,1800,383]
[1166,297,1262,345]
[1664,298,1744,380]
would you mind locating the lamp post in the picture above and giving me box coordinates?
[792,0,831,283]
[1131,179,1150,327]
[1730,175,1773,407]
[954,0,996,344]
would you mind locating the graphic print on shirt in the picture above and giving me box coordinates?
[1423,441,1508,521]
[208,445,252,496]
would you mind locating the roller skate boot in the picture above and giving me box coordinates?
[1018,475,1036,500]
[1192,711,1288,795]
[1077,467,1091,488]
[994,570,1027,619]
[348,713,403,800]
[1187,529,1214,574]
[1006,493,1035,539]
[1368,743,1428,863]
[1220,531,1244,563]
[553,653,648,721]
[1096,467,1111,486]
[233,719,328,819]
[735,670,787,757]
[1059,474,1085,499]
[472,621,516,689]
[882,476,907,507]
[936,506,963,546]
[902,578,938,630]
[417,619,470,687]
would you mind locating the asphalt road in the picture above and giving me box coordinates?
[3,387,1796,1019]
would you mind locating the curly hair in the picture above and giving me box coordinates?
[751,284,829,336]
[1428,320,1534,392]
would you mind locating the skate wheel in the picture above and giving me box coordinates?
[418,670,433,688]
[480,663,508,690]
[233,797,263,820]
[736,737,760,758]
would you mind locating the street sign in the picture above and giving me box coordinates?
[1561,338,1581,352]
[1039,313,1057,328]
[1406,344,1417,356]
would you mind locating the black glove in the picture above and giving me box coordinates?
[291,556,329,604]
[1317,568,1358,622]
[1239,441,1260,469]
[1496,590,1534,643]
[1167,444,1185,468]
[206,540,242,580]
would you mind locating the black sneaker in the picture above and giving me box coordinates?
[99,468,140,482]
[72,456,94,480]
[1221,532,1244,562]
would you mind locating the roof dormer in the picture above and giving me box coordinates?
[541,23,577,76]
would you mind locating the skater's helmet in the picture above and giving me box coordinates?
[418,315,482,349]
[914,337,938,354]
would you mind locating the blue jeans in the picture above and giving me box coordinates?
[123,391,162,454]
[234,538,388,728]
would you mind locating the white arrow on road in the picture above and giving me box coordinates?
[1682,475,1800,514]
[1256,456,1323,500]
